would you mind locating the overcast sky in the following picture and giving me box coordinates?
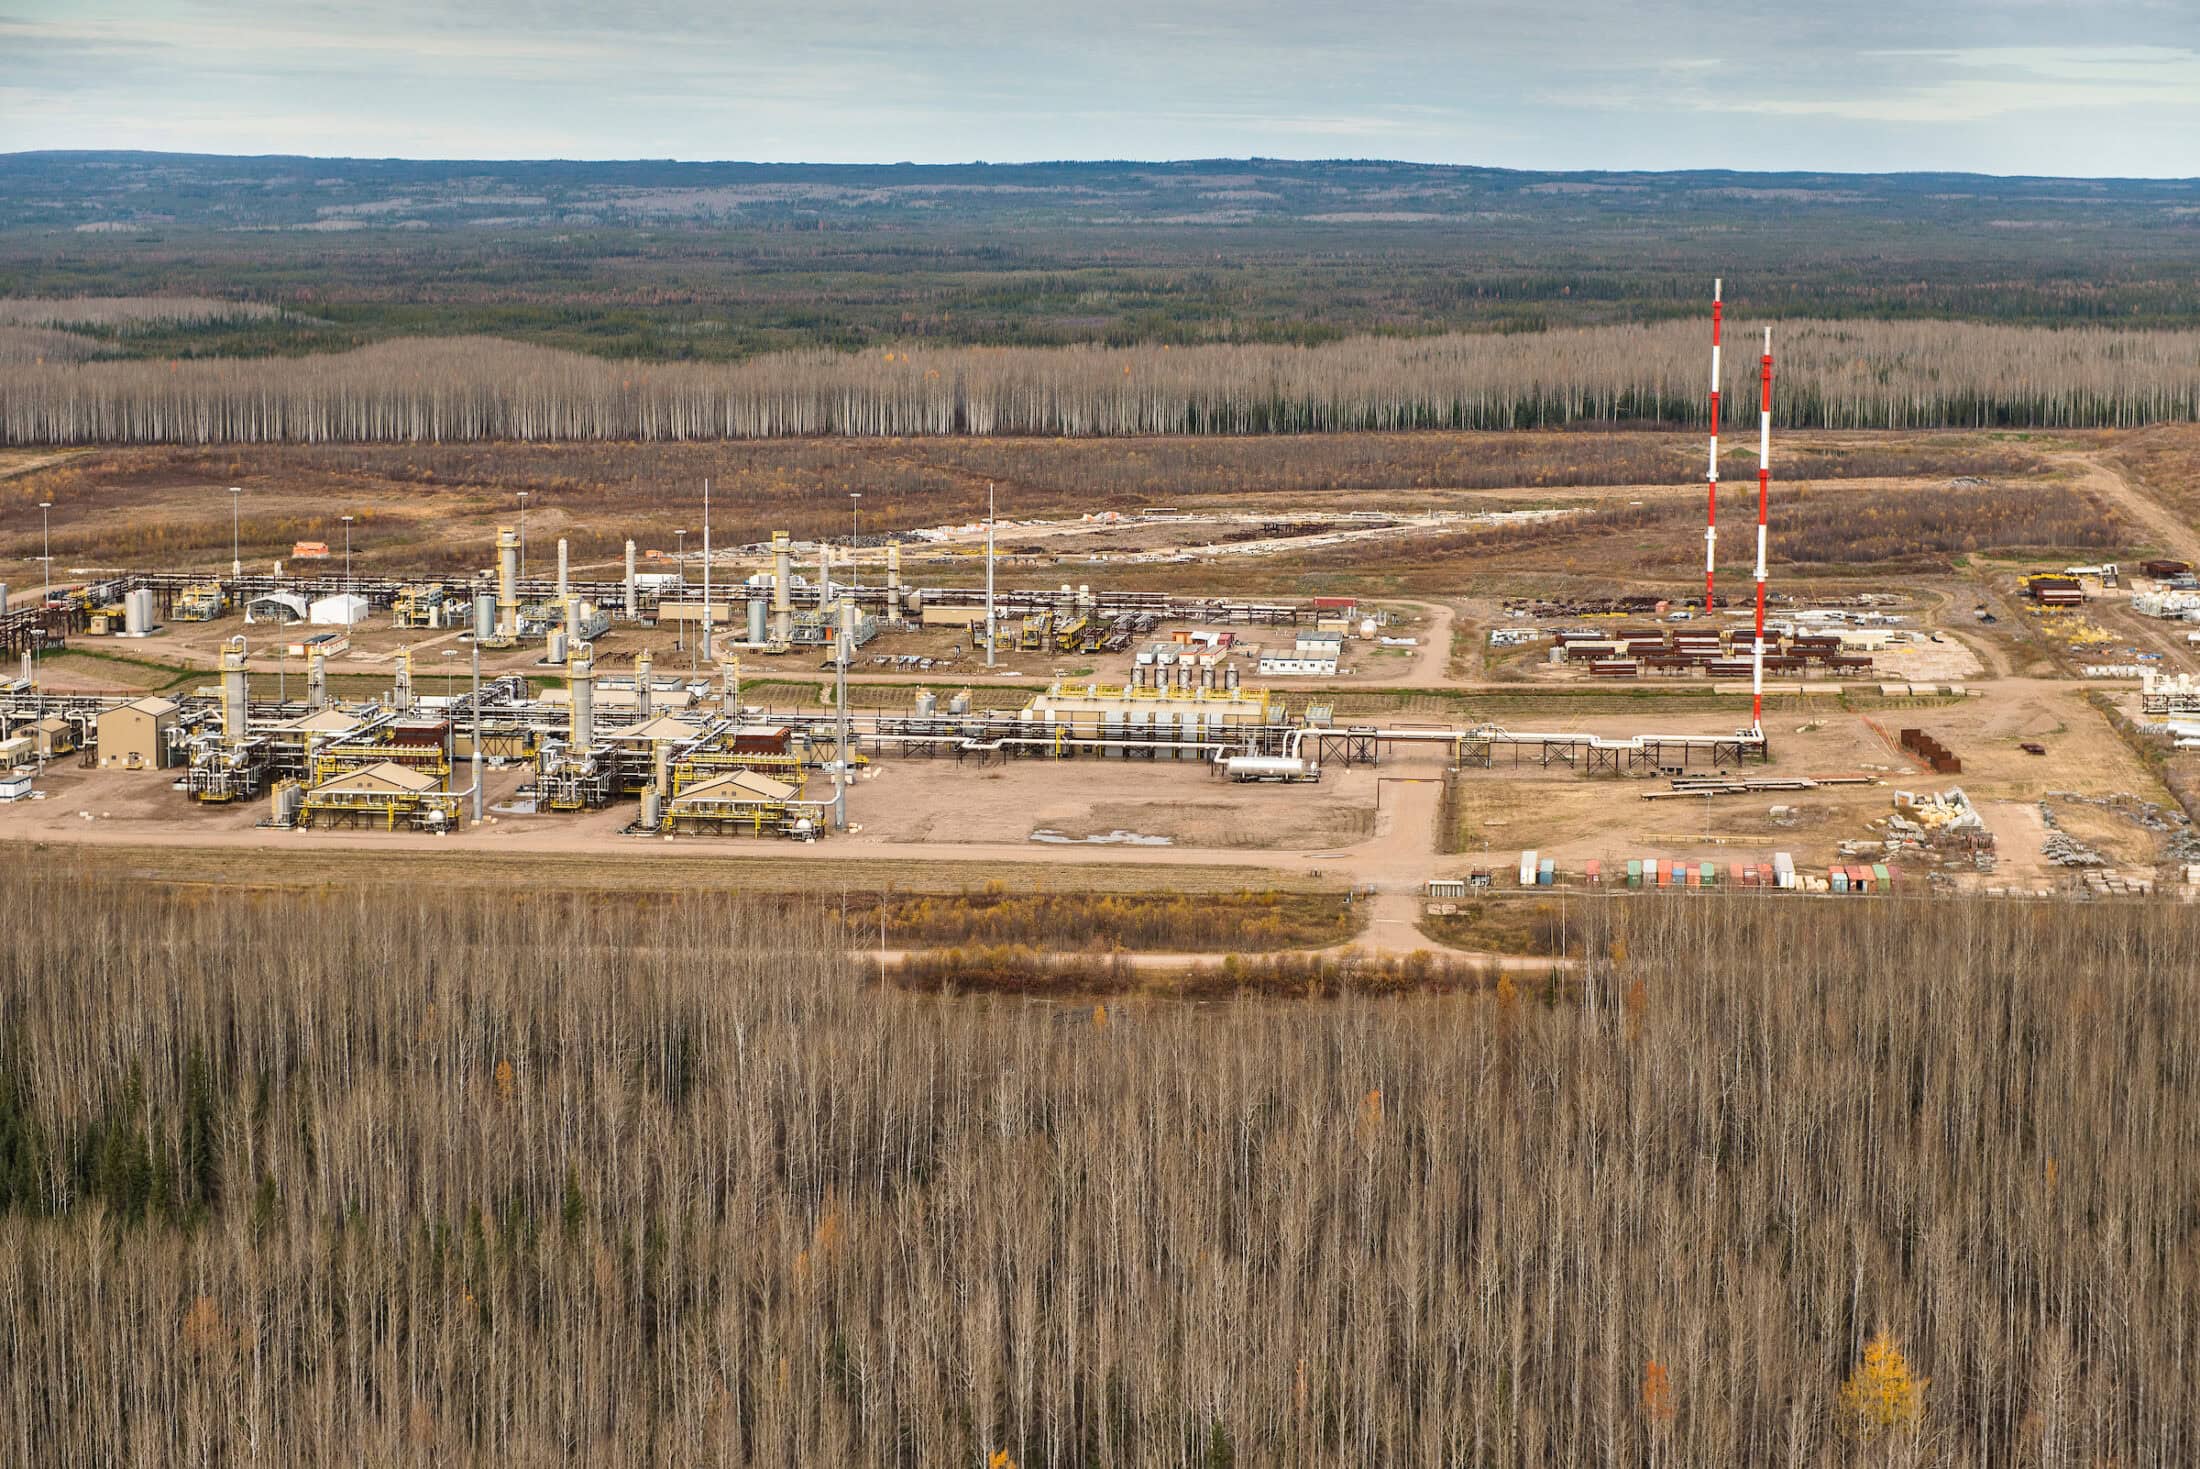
[5,1,2199,175]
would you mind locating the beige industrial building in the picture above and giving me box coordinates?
[96,697,179,769]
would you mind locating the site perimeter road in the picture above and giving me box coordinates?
[2,749,1465,955]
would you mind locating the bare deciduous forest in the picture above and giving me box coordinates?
[5,865,2196,1466]
[5,320,2197,445]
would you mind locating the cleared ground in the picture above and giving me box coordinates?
[7,427,2198,922]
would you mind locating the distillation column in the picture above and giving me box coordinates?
[306,648,328,710]
[392,647,414,710]
[496,525,520,638]
[771,531,793,642]
[569,642,595,749]
[634,649,653,720]
[221,637,249,744]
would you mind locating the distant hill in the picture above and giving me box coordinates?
[4,151,2197,233]
[4,153,2198,357]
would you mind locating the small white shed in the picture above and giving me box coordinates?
[309,593,370,626]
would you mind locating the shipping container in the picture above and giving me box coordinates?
[1537,858,1555,886]
[1518,849,1538,886]
[1585,859,1602,885]
[1626,859,1642,888]
[1872,863,1892,889]
[1685,866,1701,889]
[1831,869,1849,894]
[1700,862,1716,887]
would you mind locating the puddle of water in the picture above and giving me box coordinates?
[1030,827,1173,846]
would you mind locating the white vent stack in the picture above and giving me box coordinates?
[559,538,577,650]
[700,478,713,667]
[634,648,653,719]
[569,642,595,748]
[1751,326,1774,734]
[624,539,637,619]
[984,482,997,668]
[817,542,831,609]
[770,531,793,642]
[1704,278,1722,617]
[886,542,904,626]
[496,525,519,636]
[221,636,249,745]
[306,648,328,710]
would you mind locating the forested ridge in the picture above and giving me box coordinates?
[5,318,2197,444]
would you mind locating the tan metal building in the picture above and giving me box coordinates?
[97,697,180,769]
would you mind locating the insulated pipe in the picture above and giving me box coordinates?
[1705,278,1722,617]
[1751,328,1773,733]
[496,525,519,636]
[221,636,249,745]
[570,642,595,749]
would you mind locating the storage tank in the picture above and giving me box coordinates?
[269,779,302,827]
[124,588,155,635]
[1360,617,1378,639]
[748,597,768,645]
[1223,755,1311,782]
[473,593,496,641]
[914,689,937,718]
[641,786,663,831]
[545,628,567,665]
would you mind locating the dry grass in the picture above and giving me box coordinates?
[3,866,2197,1465]
[849,885,1362,952]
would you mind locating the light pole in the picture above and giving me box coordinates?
[228,486,242,581]
[38,501,52,600]
[341,515,355,593]
[849,491,861,593]
[517,492,530,583]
